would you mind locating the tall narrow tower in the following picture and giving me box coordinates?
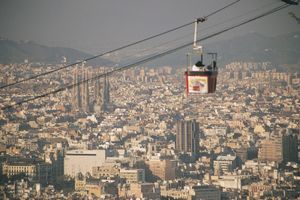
[72,68,77,111]
[72,65,82,111]
[81,63,86,112]
[282,129,299,163]
[92,69,106,114]
[176,119,200,156]
[102,75,107,111]
[77,61,90,113]
[101,74,110,112]
[82,69,90,112]
[105,75,110,103]
[94,72,100,104]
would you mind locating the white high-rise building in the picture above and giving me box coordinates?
[64,150,106,177]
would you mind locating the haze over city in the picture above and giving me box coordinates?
[0,0,299,199]
[0,0,300,53]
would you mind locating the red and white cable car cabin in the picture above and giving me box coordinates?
[185,53,218,95]
[184,18,218,95]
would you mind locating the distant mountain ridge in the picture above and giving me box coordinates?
[0,38,112,65]
[148,31,300,68]
[1,31,300,68]
[207,31,300,65]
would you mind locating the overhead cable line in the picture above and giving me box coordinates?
[0,0,240,90]
[120,0,282,63]
[0,3,291,111]
[200,1,281,35]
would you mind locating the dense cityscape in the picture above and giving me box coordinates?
[0,59,299,199]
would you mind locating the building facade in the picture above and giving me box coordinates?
[119,169,145,183]
[3,162,36,178]
[64,150,106,177]
[147,158,176,181]
[213,155,237,175]
[189,185,221,200]
[92,164,119,178]
[176,119,200,155]
[258,136,283,163]
[282,129,299,163]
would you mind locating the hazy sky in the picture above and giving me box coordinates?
[0,0,299,54]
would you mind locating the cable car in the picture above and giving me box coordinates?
[281,0,298,5]
[185,20,218,95]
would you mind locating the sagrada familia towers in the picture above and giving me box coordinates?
[71,63,110,114]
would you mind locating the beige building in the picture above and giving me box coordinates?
[147,158,176,181]
[248,183,272,199]
[0,143,6,155]
[75,173,117,198]
[213,155,237,175]
[85,183,103,198]
[92,164,119,178]
[189,185,221,200]
[75,173,86,192]
[119,169,145,183]
[160,186,189,199]
[64,149,106,177]
[128,183,160,200]
[235,146,248,162]
[258,136,282,163]
[2,162,36,178]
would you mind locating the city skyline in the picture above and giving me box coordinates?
[1,61,299,199]
[0,0,299,199]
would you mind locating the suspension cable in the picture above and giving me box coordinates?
[0,0,240,90]
[1,3,290,111]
